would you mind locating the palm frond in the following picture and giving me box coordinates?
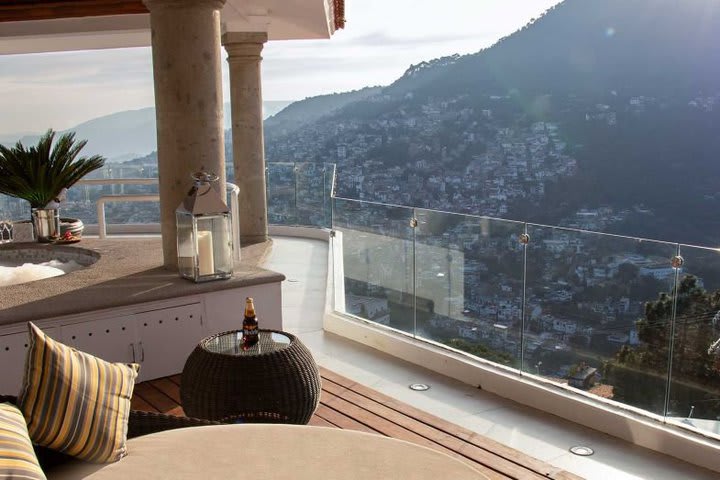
[0,129,106,209]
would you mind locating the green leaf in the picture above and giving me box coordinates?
[0,129,105,209]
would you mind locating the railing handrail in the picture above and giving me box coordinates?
[77,178,157,186]
[268,162,686,248]
[332,195,712,249]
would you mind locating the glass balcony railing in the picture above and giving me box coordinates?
[666,243,720,434]
[331,195,720,440]
[332,197,415,335]
[0,166,160,227]
[0,164,238,243]
[266,162,336,228]
[59,166,160,225]
[2,161,718,440]
[522,225,678,417]
[1,162,336,230]
[415,209,525,368]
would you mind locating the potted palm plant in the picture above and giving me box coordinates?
[0,129,105,242]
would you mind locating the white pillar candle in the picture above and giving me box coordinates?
[197,230,215,276]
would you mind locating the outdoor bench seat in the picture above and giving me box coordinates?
[0,394,222,475]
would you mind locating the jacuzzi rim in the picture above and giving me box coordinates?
[0,243,101,266]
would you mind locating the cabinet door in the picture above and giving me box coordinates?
[60,316,137,365]
[135,303,203,382]
[0,326,57,394]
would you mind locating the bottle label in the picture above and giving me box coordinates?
[243,322,258,339]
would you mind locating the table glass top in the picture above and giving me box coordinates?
[203,330,291,356]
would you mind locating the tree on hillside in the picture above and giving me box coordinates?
[607,275,720,417]
[616,275,718,382]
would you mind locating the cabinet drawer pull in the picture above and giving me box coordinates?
[139,342,145,362]
[130,343,136,363]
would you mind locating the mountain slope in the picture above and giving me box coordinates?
[265,87,382,137]
[264,0,720,245]
[6,100,294,161]
[391,0,720,98]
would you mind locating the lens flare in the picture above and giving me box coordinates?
[606,27,616,37]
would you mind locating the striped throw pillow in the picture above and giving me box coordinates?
[0,402,46,480]
[18,322,140,464]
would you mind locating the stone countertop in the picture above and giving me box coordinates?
[0,238,284,326]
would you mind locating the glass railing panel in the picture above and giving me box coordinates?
[92,165,157,180]
[266,162,297,225]
[62,183,159,225]
[99,200,160,225]
[414,209,525,368]
[1,163,160,233]
[332,197,415,335]
[295,162,327,228]
[665,244,720,437]
[0,195,29,223]
[524,224,678,416]
[323,163,336,228]
[65,166,158,225]
[0,185,160,228]
[62,184,104,224]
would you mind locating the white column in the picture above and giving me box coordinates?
[223,32,268,245]
[143,0,227,268]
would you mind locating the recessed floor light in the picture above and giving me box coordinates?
[409,383,430,391]
[569,445,594,456]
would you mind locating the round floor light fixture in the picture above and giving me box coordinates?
[409,383,430,391]
[569,445,594,456]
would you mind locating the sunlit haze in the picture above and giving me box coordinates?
[0,0,562,134]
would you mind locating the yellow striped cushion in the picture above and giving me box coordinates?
[0,402,46,480]
[18,322,140,464]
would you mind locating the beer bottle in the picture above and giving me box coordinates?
[242,297,259,349]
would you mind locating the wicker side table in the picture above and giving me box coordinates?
[180,329,321,424]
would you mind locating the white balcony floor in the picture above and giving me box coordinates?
[264,236,718,480]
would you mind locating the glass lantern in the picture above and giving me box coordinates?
[176,171,233,282]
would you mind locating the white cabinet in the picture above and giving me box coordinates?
[45,303,205,383]
[0,280,283,390]
[0,304,202,391]
[61,316,137,365]
[58,302,204,382]
[134,303,203,381]
[0,326,57,394]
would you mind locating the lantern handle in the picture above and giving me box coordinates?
[191,171,219,184]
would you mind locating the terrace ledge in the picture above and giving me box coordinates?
[0,237,284,326]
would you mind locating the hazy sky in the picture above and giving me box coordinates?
[0,0,562,135]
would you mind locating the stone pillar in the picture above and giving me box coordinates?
[223,32,268,245]
[144,0,227,268]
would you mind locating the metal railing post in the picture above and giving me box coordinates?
[227,182,241,261]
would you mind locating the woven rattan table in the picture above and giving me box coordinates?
[180,329,321,424]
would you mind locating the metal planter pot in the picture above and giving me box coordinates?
[32,208,60,243]
[60,217,84,237]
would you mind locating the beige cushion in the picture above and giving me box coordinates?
[0,402,46,480]
[47,424,488,479]
[19,322,139,464]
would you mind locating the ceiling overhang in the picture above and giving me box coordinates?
[0,0,345,54]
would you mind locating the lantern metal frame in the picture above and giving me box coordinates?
[176,171,234,283]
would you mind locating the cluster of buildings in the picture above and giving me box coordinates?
[266,94,578,219]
